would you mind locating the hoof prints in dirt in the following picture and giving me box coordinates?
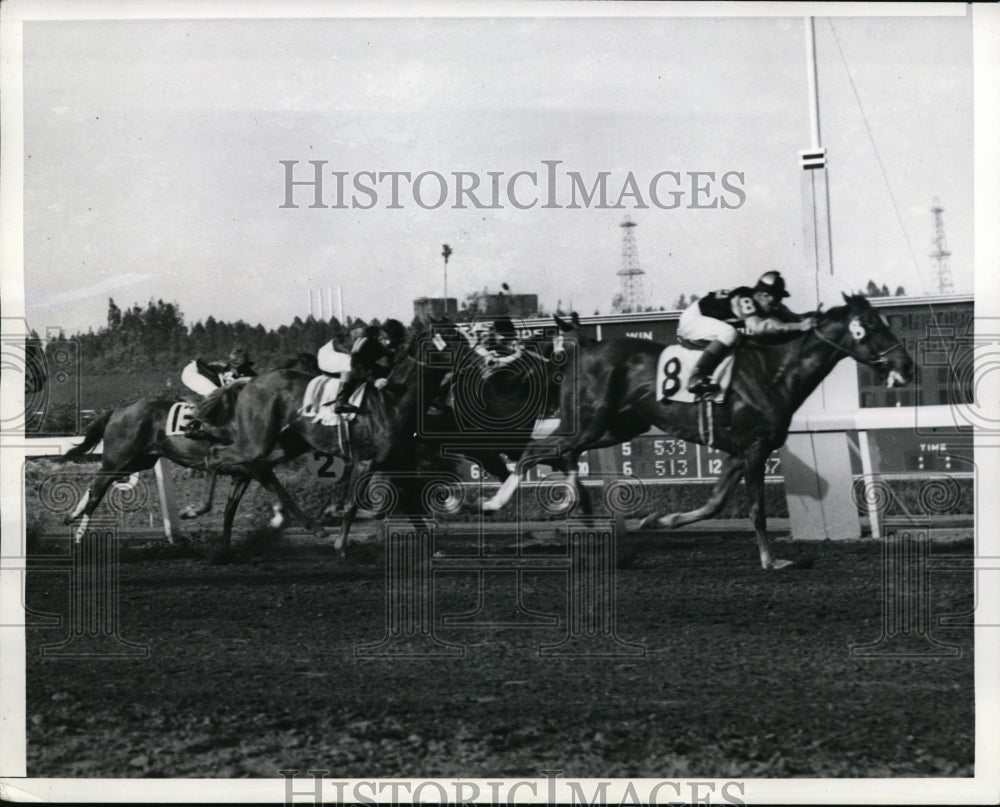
[24,538,973,778]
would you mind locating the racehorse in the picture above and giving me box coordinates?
[62,353,322,551]
[196,330,458,553]
[420,322,569,488]
[480,294,915,570]
[61,393,309,549]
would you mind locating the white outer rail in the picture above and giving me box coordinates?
[788,405,971,540]
[787,404,966,434]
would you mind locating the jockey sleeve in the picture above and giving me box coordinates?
[697,286,756,323]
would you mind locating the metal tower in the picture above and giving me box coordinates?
[930,198,954,295]
[615,217,646,313]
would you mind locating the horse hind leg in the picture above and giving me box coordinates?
[639,456,746,531]
[65,473,117,543]
[180,469,220,519]
[742,446,792,571]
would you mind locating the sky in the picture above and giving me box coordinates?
[17,6,975,336]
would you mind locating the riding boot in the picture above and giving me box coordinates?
[687,339,731,397]
[333,375,359,414]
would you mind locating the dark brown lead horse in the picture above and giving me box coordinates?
[481,294,915,570]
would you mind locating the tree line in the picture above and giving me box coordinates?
[64,298,415,375]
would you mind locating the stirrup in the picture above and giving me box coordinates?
[687,377,720,397]
[334,403,358,414]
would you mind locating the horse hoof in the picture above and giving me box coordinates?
[768,558,796,571]
[479,498,500,513]
[180,508,196,520]
[638,513,659,530]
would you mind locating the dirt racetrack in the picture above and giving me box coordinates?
[24,527,974,779]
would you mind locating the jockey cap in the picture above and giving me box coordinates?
[754,271,790,299]
[382,318,407,344]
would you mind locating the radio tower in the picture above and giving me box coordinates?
[930,198,954,295]
[615,217,646,313]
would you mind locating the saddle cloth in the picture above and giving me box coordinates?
[166,402,196,437]
[301,376,365,426]
[655,344,735,404]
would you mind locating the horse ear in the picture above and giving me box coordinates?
[841,292,851,304]
[554,315,572,332]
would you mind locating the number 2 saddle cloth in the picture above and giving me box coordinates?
[656,344,735,404]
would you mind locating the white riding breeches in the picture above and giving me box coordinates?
[677,303,739,347]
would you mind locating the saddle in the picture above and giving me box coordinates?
[301,376,365,426]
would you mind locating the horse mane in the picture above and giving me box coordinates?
[279,352,320,374]
[194,378,250,426]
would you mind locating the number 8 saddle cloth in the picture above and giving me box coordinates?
[656,344,735,404]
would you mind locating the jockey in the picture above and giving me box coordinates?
[490,316,519,356]
[681,271,814,397]
[181,346,256,441]
[222,346,256,383]
[381,318,408,363]
[332,325,392,414]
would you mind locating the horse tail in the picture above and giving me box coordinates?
[194,380,247,426]
[64,410,112,458]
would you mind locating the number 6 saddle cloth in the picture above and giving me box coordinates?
[656,344,735,404]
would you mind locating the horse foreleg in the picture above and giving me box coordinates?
[180,469,219,519]
[256,466,325,540]
[743,445,791,571]
[335,460,355,513]
[336,502,358,554]
[219,476,252,556]
[639,456,746,531]
[269,501,285,529]
[481,438,586,512]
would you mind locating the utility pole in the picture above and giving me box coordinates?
[615,217,646,313]
[930,199,954,295]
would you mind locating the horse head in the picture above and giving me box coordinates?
[815,294,914,388]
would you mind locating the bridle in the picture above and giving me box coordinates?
[809,319,906,370]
